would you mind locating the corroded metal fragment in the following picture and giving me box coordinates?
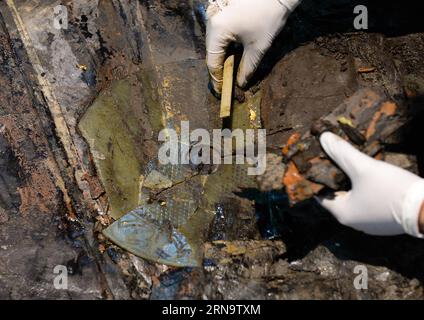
[282,88,409,204]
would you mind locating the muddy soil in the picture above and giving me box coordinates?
[1,0,424,300]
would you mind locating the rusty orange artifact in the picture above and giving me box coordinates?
[282,88,409,204]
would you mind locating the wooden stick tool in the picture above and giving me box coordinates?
[219,55,235,119]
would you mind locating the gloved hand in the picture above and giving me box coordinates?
[318,132,424,238]
[206,0,301,93]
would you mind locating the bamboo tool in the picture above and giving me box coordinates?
[220,55,235,118]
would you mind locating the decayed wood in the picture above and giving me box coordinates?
[220,55,234,118]
[5,0,78,218]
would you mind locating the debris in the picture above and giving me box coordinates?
[98,244,106,254]
[337,116,354,127]
[365,101,397,140]
[282,133,302,156]
[76,64,88,72]
[337,116,367,146]
[0,207,9,224]
[208,196,261,241]
[143,170,173,190]
[376,271,390,282]
[383,153,415,171]
[256,153,286,192]
[249,109,257,122]
[204,240,286,266]
[282,88,411,204]
[357,67,375,73]
[283,162,323,204]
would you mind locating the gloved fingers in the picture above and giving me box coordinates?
[206,34,230,94]
[315,191,352,225]
[320,132,372,180]
[206,8,234,94]
[236,43,269,88]
[206,50,225,94]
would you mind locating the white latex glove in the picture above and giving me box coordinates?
[318,132,424,238]
[206,0,301,93]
